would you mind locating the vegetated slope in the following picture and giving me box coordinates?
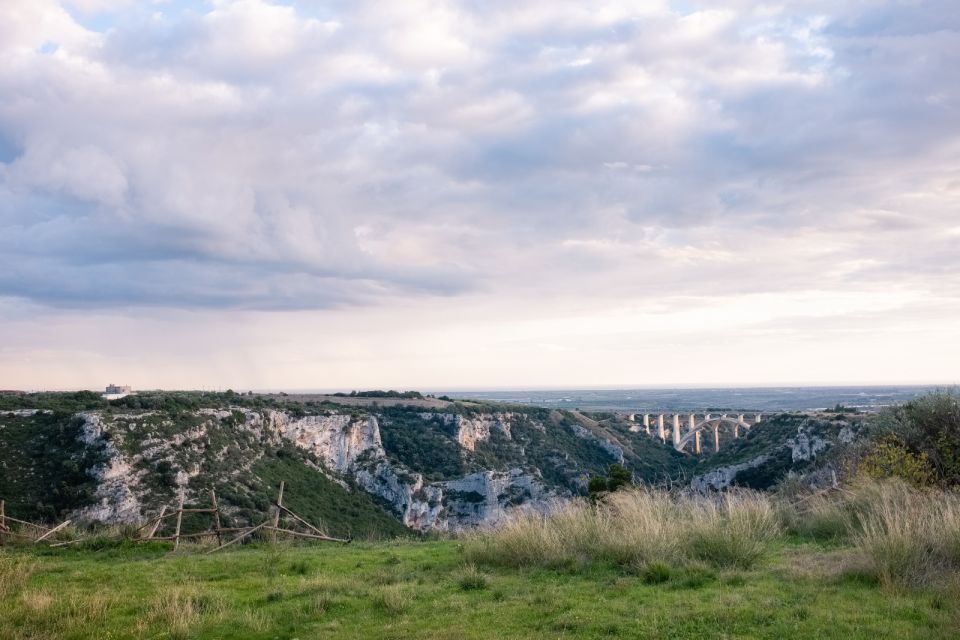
[0,391,698,532]
[687,412,864,490]
[3,391,869,531]
[0,399,408,538]
[0,412,106,522]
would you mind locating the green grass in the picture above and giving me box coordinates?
[1,539,958,639]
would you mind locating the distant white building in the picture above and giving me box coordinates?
[103,384,134,400]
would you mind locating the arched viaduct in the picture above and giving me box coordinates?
[626,412,762,454]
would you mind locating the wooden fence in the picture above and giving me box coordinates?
[0,482,350,553]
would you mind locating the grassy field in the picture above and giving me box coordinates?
[1,536,957,639]
[4,480,959,639]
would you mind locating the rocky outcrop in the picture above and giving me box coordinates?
[440,469,555,529]
[690,455,770,492]
[72,413,144,523]
[268,412,383,473]
[451,413,513,451]
[786,428,829,462]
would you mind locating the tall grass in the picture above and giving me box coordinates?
[683,492,780,568]
[850,481,960,587]
[466,480,960,586]
[463,488,780,571]
[782,479,960,586]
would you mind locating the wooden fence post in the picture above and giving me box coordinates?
[173,492,185,551]
[210,489,223,547]
[271,481,284,544]
[0,499,6,545]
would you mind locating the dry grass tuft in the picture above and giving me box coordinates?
[148,585,226,637]
[374,583,414,615]
[850,481,960,587]
[20,590,54,615]
[0,553,36,598]
[684,491,781,568]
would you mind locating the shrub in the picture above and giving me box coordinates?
[867,392,960,487]
[856,436,936,487]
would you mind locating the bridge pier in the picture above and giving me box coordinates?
[643,414,650,435]
[688,414,695,432]
[657,415,665,442]
[713,425,720,452]
[755,414,762,424]
[672,415,681,447]
[695,430,701,454]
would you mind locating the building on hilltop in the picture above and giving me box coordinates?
[103,384,134,399]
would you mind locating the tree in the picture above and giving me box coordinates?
[588,475,607,500]
[606,463,632,492]
[588,464,633,500]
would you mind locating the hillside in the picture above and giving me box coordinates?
[0,391,863,533]
[0,391,697,532]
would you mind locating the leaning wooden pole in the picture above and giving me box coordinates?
[173,492,185,551]
[206,521,269,554]
[210,489,223,547]
[279,505,325,537]
[145,506,167,539]
[271,481,284,544]
[0,499,6,545]
[35,519,71,544]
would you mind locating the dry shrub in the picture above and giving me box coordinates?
[464,488,779,571]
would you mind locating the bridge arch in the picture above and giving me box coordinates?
[676,415,754,453]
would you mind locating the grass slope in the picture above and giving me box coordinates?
[2,539,957,640]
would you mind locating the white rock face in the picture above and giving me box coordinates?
[690,455,770,492]
[786,428,829,462]
[268,412,384,473]
[452,413,513,451]
[67,408,560,531]
[440,469,554,529]
[72,413,145,523]
[263,410,556,531]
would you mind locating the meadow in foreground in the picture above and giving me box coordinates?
[2,481,959,639]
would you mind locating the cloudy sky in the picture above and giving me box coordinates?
[1,0,958,391]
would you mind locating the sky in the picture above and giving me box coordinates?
[1,0,959,391]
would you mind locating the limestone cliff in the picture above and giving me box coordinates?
[63,407,557,531]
